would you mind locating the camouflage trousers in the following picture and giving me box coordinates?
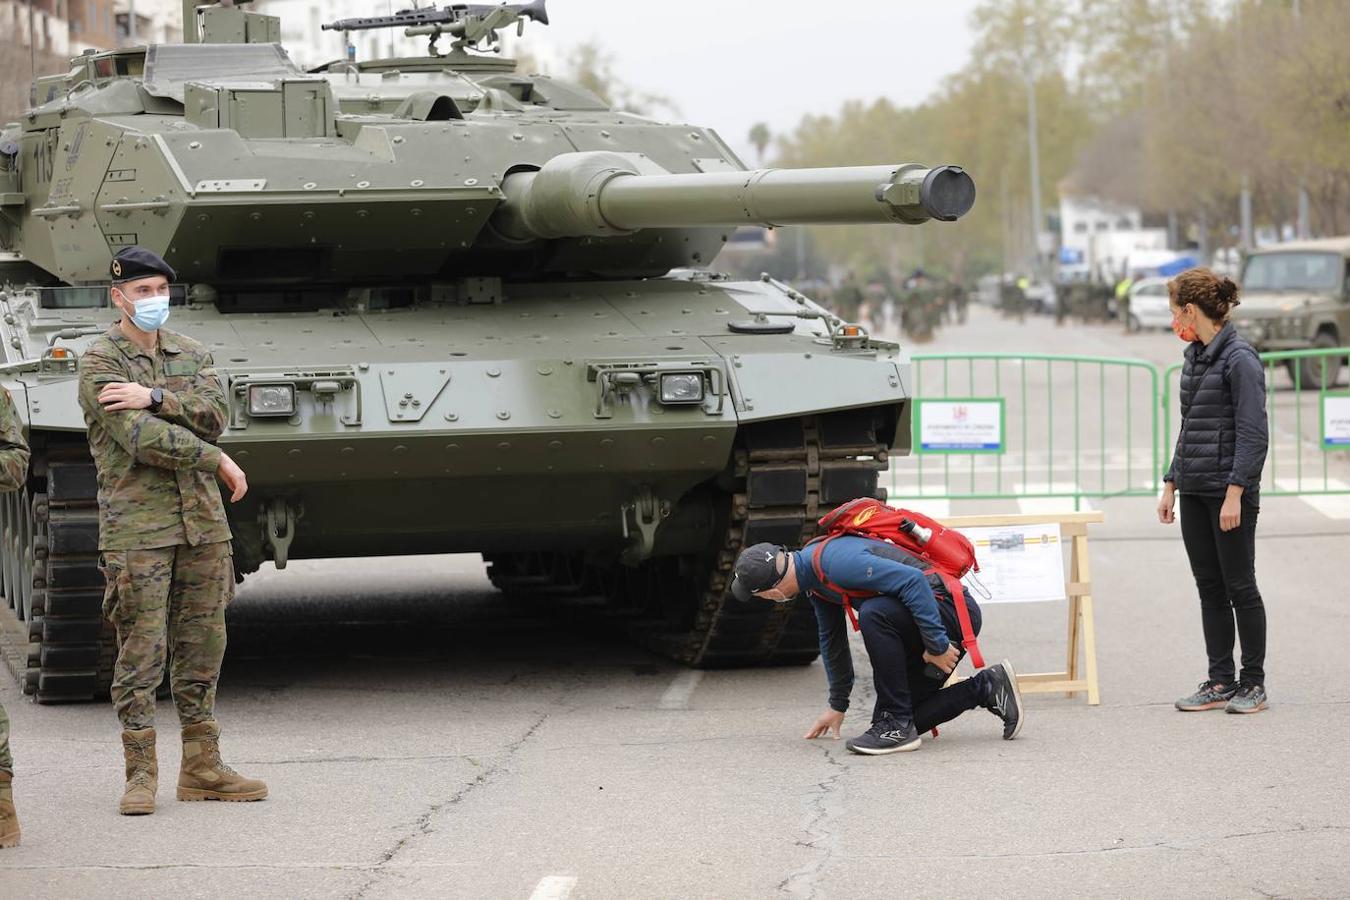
[0,698,10,774]
[100,541,233,731]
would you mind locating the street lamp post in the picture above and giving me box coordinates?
[1293,0,1311,239]
[1026,70,1043,271]
[1022,17,1044,277]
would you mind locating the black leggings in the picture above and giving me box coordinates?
[1179,492,1267,686]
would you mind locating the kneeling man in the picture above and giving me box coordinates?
[732,536,1023,754]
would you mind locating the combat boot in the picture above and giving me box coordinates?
[177,720,267,802]
[119,727,158,816]
[0,771,20,848]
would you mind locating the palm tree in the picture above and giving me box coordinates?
[748,122,771,166]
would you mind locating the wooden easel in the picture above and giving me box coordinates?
[943,510,1105,705]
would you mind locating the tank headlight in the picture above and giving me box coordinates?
[658,372,705,404]
[248,384,296,416]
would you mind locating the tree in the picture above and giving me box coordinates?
[748,123,771,165]
[558,41,677,118]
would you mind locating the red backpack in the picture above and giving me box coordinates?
[804,497,985,668]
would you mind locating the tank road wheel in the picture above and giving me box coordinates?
[0,446,112,702]
[485,410,892,669]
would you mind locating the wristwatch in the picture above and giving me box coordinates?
[148,387,164,413]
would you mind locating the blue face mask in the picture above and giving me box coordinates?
[117,291,170,332]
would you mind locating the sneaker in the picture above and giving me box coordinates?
[845,715,921,755]
[1175,680,1237,711]
[1225,683,1268,714]
[981,659,1025,740]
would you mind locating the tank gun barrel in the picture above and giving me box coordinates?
[493,152,975,241]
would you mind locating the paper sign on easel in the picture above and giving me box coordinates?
[943,511,1103,705]
[959,523,1066,604]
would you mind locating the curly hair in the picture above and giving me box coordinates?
[1168,267,1240,322]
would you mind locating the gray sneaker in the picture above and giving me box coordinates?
[1225,683,1268,714]
[980,660,1025,739]
[845,716,921,755]
[1175,680,1237,711]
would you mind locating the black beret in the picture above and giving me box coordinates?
[110,246,175,283]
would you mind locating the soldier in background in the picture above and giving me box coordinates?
[0,384,31,848]
[1116,272,1136,332]
[832,275,863,323]
[77,246,266,816]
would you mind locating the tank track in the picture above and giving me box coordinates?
[488,410,890,667]
[0,447,112,703]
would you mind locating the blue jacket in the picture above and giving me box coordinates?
[792,535,981,713]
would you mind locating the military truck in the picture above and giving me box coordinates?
[1230,237,1350,389]
[0,0,974,701]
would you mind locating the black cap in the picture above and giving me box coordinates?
[110,246,175,284]
[730,542,787,602]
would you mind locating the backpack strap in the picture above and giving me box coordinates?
[810,536,867,632]
[925,568,986,669]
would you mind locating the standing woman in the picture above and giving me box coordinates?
[1157,268,1270,714]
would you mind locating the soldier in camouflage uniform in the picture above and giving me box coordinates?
[0,384,31,847]
[77,246,266,816]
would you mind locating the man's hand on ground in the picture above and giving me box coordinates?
[98,382,153,411]
[804,709,844,740]
[216,452,248,502]
[923,643,961,674]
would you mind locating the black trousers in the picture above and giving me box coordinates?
[856,594,984,730]
[1179,492,1267,686]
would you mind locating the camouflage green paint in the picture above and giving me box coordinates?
[0,702,10,774]
[0,386,29,770]
[77,325,230,550]
[0,386,31,492]
[101,541,234,730]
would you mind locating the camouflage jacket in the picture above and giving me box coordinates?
[77,324,230,550]
[0,385,31,493]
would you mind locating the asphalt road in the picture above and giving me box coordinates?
[2,306,1348,900]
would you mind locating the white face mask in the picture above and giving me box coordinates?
[756,585,793,603]
[114,287,171,332]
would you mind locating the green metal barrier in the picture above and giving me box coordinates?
[890,353,1161,506]
[1161,346,1350,496]
[890,347,1350,505]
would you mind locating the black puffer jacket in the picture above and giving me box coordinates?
[1166,323,1268,496]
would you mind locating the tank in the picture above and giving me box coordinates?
[0,0,975,701]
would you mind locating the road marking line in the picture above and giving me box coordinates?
[529,876,578,900]
[1016,482,1094,515]
[1275,478,1350,520]
[658,669,704,710]
[896,498,950,518]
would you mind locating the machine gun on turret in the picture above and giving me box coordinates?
[322,0,548,56]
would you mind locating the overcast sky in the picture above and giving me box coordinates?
[518,0,982,162]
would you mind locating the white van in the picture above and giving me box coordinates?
[1126,277,1173,331]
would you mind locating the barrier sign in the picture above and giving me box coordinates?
[915,398,1004,454]
[1322,393,1350,449]
[959,523,1066,604]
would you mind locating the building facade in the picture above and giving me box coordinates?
[1058,191,1167,282]
[115,0,182,45]
[1,0,72,55]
